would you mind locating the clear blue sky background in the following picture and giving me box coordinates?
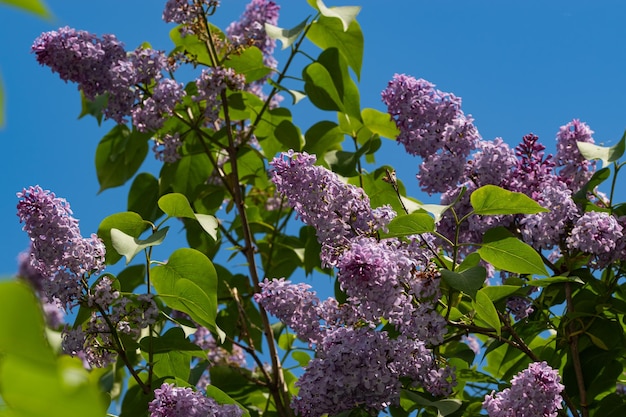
[2,0,626,277]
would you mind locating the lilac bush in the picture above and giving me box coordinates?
[10,1,626,417]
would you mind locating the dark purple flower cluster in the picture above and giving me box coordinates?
[381,74,480,194]
[132,78,186,132]
[270,151,394,266]
[483,361,564,417]
[149,383,242,417]
[17,186,105,309]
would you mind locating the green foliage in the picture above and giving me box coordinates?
[470,184,548,215]
[0,282,105,417]
[477,227,548,276]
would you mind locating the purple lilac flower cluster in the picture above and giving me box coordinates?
[566,211,625,267]
[227,0,279,71]
[269,151,394,266]
[292,327,454,417]
[483,361,564,417]
[381,74,480,194]
[149,383,242,417]
[17,249,65,328]
[194,67,246,126]
[17,186,105,309]
[555,119,596,191]
[32,27,182,128]
[61,277,159,368]
[163,0,220,36]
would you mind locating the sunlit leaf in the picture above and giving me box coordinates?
[474,290,501,336]
[471,185,548,215]
[265,19,308,50]
[477,228,548,276]
[110,227,169,265]
[577,130,626,167]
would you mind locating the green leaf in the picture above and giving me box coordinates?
[98,211,150,265]
[474,289,501,336]
[303,61,344,112]
[471,185,548,215]
[303,121,344,157]
[0,0,52,19]
[577,130,626,167]
[383,212,435,238]
[291,351,311,367]
[526,276,585,287]
[265,18,308,50]
[151,248,219,336]
[314,0,361,32]
[440,266,486,300]
[160,153,212,200]
[307,14,364,79]
[195,213,219,241]
[480,285,521,302]
[573,167,611,203]
[95,124,150,192]
[361,108,399,139]
[0,282,105,417]
[128,172,162,223]
[477,227,548,276]
[204,385,250,417]
[111,227,169,265]
[400,390,462,416]
[224,46,271,83]
[315,47,361,120]
[170,26,212,65]
[159,193,196,219]
[152,350,191,380]
[78,92,108,124]
[586,332,609,350]
[139,327,202,354]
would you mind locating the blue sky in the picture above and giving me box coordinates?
[2,0,626,276]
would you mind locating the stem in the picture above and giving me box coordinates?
[566,282,589,417]
[220,89,293,417]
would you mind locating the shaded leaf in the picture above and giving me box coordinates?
[440,266,486,300]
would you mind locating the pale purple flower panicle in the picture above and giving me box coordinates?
[483,361,564,417]
[132,78,186,132]
[149,383,242,417]
[465,138,517,186]
[270,151,394,266]
[153,133,183,163]
[194,67,246,126]
[163,0,220,36]
[382,74,479,159]
[254,278,325,344]
[17,186,105,309]
[32,27,126,100]
[227,0,280,70]
[292,327,455,417]
[519,179,578,251]
[555,119,596,191]
[566,211,624,264]
[506,296,534,321]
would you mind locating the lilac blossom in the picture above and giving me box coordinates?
[227,0,280,70]
[149,383,242,417]
[132,78,186,132]
[566,211,624,266]
[153,133,183,163]
[519,179,578,251]
[254,278,325,344]
[417,152,468,194]
[483,361,564,417]
[292,327,454,417]
[17,249,65,328]
[194,67,246,126]
[506,296,534,321]
[32,27,126,100]
[382,74,479,159]
[506,133,556,198]
[555,119,596,191]
[17,186,105,309]
[465,138,517,186]
[270,151,394,266]
[163,0,220,36]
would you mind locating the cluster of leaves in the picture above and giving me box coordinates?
[4,1,626,417]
